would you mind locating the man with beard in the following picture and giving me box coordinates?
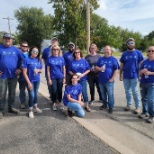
[63,42,75,84]
[119,38,144,114]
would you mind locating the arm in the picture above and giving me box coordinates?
[67,94,84,106]
[23,68,32,90]
[47,66,52,85]
[119,63,124,81]
[63,66,66,83]
[109,70,119,82]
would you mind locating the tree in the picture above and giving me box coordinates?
[48,0,99,49]
[14,7,54,48]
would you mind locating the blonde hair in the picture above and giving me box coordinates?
[89,43,98,53]
[50,44,61,56]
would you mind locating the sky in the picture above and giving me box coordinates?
[0,0,154,36]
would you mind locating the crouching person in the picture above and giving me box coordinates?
[63,75,85,118]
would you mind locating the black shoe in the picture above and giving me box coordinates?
[67,109,74,117]
[8,108,20,114]
[99,105,107,110]
[108,108,113,114]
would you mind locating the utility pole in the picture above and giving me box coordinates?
[86,0,90,54]
[3,17,14,35]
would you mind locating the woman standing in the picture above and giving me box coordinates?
[22,47,43,118]
[47,44,66,111]
[96,46,119,114]
[85,43,102,104]
[63,74,85,117]
[69,49,91,112]
[139,46,154,123]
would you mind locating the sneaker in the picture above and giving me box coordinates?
[33,108,42,113]
[0,112,3,119]
[29,111,34,118]
[8,108,20,114]
[138,113,149,119]
[59,106,64,110]
[124,106,131,111]
[21,104,26,109]
[134,108,140,114]
[146,117,154,123]
[52,104,57,111]
[89,100,94,105]
[108,108,113,114]
[67,109,74,117]
[99,105,107,110]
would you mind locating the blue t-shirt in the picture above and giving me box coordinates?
[140,59,154,84]
[96,56,119,83]
[120,50,144,79]
[19,52,29,81]
[63,50,73,74]
[68,58,90,81]
[46,56,65,79]
[42,46,50,75]
[63,83,82,106]
[0,44,24,79]
[22,57,42,82]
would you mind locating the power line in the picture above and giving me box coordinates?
[3,17,14,35]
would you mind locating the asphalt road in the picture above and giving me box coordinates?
[0,92,117,154]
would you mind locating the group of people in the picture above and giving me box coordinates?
[0,33,154,124]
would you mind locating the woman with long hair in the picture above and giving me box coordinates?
[47,44,66,111]
[22,46,43,118]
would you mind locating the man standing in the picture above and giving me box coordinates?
[0,33,24,118]
[63,42,75,84]
[119,38,144,114]
[18,41,29,109]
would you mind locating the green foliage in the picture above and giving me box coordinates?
[48,0,99,48]
[14,7,54,48]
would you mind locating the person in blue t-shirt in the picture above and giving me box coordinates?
[0,33,24,118]
[96,46,119,114]
[85,43,102,104]
[22,47,43,118]
[63,74,85,117]
[42,37,60,100]
[119,38,144,114]
[69,48,91,112]
[46,44,66,111]
[139,46,154,123]
[63,42,75,84]
[18,41,29,109]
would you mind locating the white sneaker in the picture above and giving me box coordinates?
[52,104,57,111]
[34,108,42,113]
[29,111,34,118]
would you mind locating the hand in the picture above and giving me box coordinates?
[140,68,148,75]
[34,69,39,75]
[109,78,114,82]
[144,70,150,75]
[79,101,84,107]
[63,78,66,84]
[15,69,22,75]
[0,71,3,77]
[119,76,123,81]
[48,79,52,85]
[28,83,33,91]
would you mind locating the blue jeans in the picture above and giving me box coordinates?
[140,84,154,117]
[27,81,40,108]
[123,78,140,108]
[18,80,27,104]
[99,82,114,108]
[0,78,17,111]
[78,80,89,104]
[67,102,85,118]
[51,79,63,103]
[87,75,102,101]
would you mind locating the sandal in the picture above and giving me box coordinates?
[85,107,91,112]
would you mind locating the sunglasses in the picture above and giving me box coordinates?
[22,45,28,48]
[53,48,59,51]
[32,49,39,53]
[148,50,154,53]
[127,41,135,46]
